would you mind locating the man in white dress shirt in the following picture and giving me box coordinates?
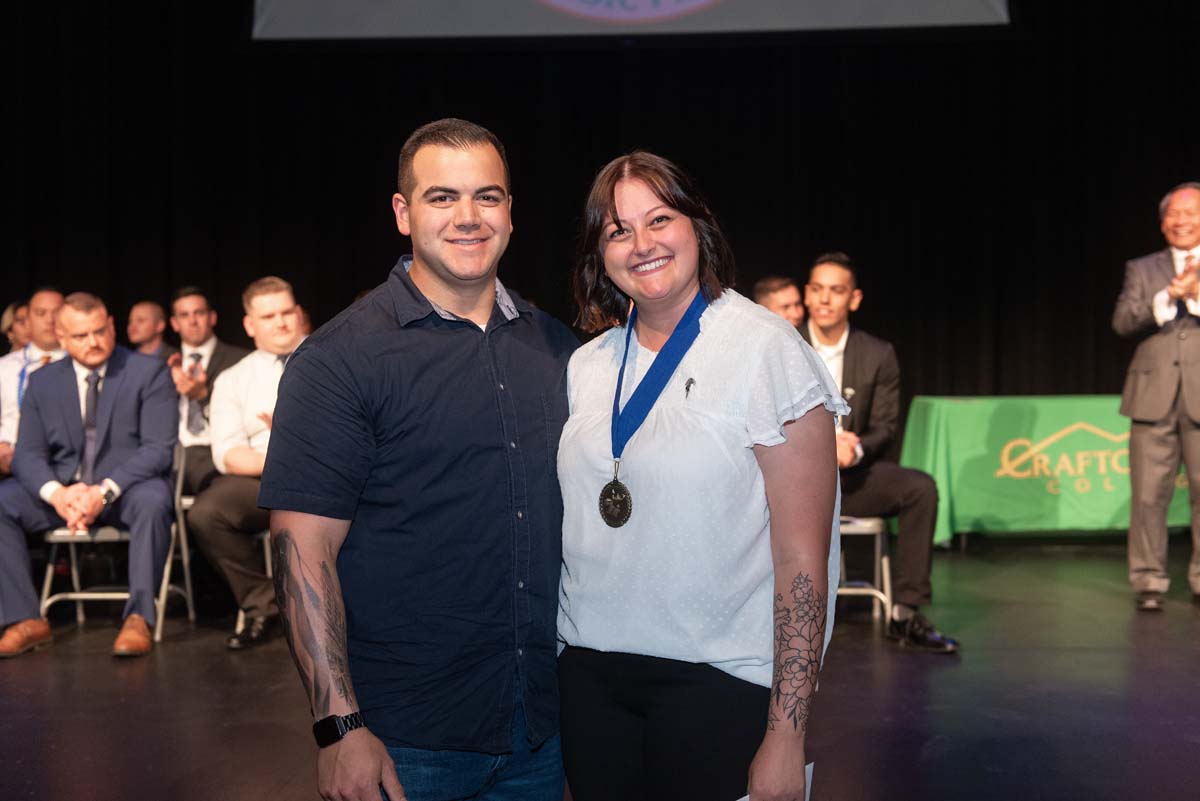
[166,287,249,495]
[1113,182,1200,611]
[0,289,65,475]
[767,253,958,653]
[187,276,304,650]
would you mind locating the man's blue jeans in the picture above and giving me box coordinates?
[384,695,562,801]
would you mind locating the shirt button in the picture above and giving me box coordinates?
[498,382,506,390]
[517,648,524,656]
[510,441,517,449]
[516,510,524,519]
[517,580,525,589]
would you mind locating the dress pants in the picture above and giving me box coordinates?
[187,474,276,618]
[559,646,769,801]
[0,476,172,627]
[1127,389,1200,594]
[181,445,219,497]
[839,459,938,608]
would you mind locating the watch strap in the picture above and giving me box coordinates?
[312,711,366,748]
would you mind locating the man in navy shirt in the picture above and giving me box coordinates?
[259,119,576,801]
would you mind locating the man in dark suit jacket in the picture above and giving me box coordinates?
[788,252,957,653]
[0,292,177,658]
[1112,182,1200,612]
[167,286,250,495]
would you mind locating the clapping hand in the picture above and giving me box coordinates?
[167,353,209,400]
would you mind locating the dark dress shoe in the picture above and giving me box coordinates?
[226,615,279,650]
[887,611,959,654]
[1136,592,1165,612]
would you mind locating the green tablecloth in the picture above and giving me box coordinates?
[899,395,1192,544]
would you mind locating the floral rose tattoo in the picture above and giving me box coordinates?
[770,572,826,733]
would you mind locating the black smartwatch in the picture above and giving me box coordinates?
[312,711,366,748]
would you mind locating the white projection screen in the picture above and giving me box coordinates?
[253,1,1010,40]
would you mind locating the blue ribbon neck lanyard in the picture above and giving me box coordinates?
[610,289,709,479]
[17,344,33,408]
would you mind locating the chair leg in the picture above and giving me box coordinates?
[40,543,59,617]
[871,533,883,620]
[176,512,196,623]
[881,554,894,625]
[235,609,246,635]
[68,542,85,625]
[153,526,178,643]
[261,532,273,579]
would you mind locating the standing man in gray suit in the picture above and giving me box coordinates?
[1113,181,1200,611]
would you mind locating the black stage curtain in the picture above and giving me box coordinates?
[8,1,1200,409]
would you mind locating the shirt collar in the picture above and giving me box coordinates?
[25,343,65,363]
[1171,246,1200,269]
[807,319,850,354]
[388,255,526,327]
[71,358,108,383]
[182,336,218,362]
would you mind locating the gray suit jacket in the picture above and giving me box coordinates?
[1112,248,1200,421]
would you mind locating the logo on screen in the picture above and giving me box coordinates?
[540,0,723,23]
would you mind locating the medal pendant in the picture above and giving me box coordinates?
[599,460,632,527]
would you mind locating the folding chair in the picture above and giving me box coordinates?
[836,515,893,624]
[39,446,195,643]
[172,444,198,624]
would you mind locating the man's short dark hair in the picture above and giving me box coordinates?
[810,251,858,289]
[397,118,510,199]
[752,275,799,304]
[29,286,62,302]
[1159,181,1200,220]
[172,285,212,309]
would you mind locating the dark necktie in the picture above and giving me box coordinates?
[186,352,205,435]
[81,370,100,485]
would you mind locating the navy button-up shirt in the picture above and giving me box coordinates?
[260,257,577,753]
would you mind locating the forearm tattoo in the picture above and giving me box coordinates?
[769,572,827,734]
[272,529,356,718]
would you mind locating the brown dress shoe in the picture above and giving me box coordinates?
[0,618,53,658]
[112,613,152,657]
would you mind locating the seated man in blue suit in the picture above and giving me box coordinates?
[0,292,178,658]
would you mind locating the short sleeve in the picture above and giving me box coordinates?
[745,331,850,448]
[258,342,375,519]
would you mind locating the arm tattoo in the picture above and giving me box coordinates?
[769,572,826,734]
[273,528,356,718]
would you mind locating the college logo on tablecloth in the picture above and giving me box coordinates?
[995,421,1187,495]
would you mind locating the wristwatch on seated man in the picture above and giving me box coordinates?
[312,712,366,748]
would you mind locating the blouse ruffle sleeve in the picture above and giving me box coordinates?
[745,331,850,449]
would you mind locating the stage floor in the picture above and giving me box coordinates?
[2,540,1198,801]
